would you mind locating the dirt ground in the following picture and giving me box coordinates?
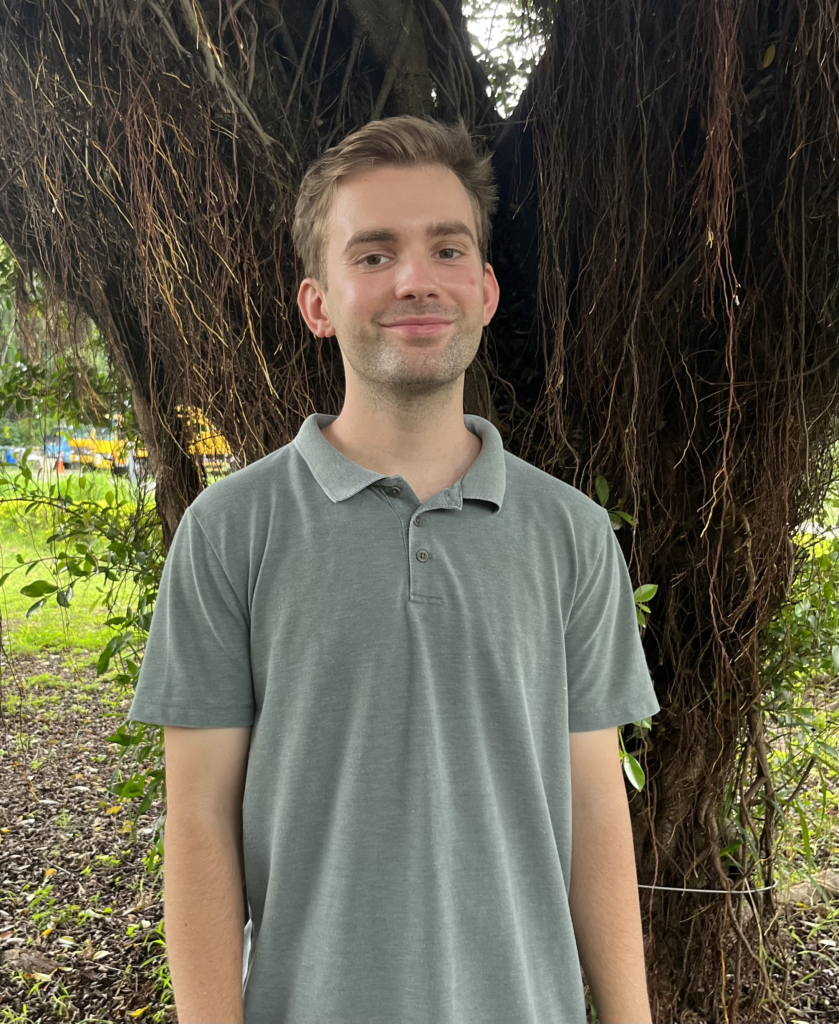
[0,649,173,1023]
[0,647,836,1024]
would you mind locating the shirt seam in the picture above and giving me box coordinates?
[186,507,250,623]
[567,510,611,629]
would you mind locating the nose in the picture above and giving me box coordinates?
[393,252,441,301]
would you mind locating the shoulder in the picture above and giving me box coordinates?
[502,450,611,546]
[186,443,294,520]
[174,442,299,568]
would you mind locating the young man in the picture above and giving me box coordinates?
[128,114,660,1024]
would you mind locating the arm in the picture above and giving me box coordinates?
[567,727,653,1024]
[163,724,252,1024]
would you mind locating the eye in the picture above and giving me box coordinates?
[359,253,388,266]
[438,247,462,259]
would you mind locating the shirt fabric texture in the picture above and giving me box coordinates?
[128,411,661,1024]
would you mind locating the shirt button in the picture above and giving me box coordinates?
[388,487,400,496]
[413,516,422,526]
[416,549,429,562]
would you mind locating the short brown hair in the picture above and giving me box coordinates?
[292,115,498,290]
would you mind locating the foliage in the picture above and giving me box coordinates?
[594,472,658,791]
[758,502,839,884]
[0,456,166,873]
[0,238,134,452]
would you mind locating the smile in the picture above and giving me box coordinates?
[384,322,453,336]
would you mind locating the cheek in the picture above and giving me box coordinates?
[342,281,378,308]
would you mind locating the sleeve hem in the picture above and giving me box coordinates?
[127,703,255,728]
[569,696,660,733]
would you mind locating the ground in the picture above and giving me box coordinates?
[0,649,173,1023]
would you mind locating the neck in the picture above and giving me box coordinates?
[319,397,482,501]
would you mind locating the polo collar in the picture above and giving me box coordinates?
[292,412,506,512]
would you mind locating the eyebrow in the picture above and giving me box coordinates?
[341,220,477,259]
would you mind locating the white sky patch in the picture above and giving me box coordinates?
[461,1,547,118]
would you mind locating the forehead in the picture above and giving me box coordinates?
[327,163,476,247]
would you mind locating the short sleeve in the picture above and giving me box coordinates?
[564,518,661,732]
[127,507,255,728]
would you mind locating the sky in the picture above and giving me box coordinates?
[462,1,547,117]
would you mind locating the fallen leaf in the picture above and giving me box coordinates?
[3,948,62,973]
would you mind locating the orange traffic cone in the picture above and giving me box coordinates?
[56,455,65,473]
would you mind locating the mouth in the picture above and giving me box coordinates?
[383,321,454,336]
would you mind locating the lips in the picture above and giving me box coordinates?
[382,317,455,337]
[384,318,454,327]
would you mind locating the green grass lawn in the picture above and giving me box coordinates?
[0,465,158,662]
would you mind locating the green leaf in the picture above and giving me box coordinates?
[634,583,658,603]
[105,729,140,747]
[97,639,116,675]
[595,475,609,507]
[718,840,743,857]
[20,580,59,598]
[26,598,47,618]
[622,752,645,791]
[114,779,145,799]
[795,800,813,868]
[56,586,73,608]
[96,630,133,675]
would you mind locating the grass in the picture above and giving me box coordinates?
[0,527,111,659]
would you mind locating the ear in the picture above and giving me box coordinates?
[297,278,336,338]
[481,263,501,327]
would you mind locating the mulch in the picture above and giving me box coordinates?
[0,648,173,1023]
[0,646,836,1023]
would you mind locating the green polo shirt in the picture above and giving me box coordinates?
[128,411,660,1024]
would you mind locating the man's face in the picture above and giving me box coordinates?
[297,163,500,400]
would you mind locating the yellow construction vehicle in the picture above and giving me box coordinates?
[177,405,234,474]
[66,427,104,470]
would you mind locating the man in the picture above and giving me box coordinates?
[128,114,660,1024]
